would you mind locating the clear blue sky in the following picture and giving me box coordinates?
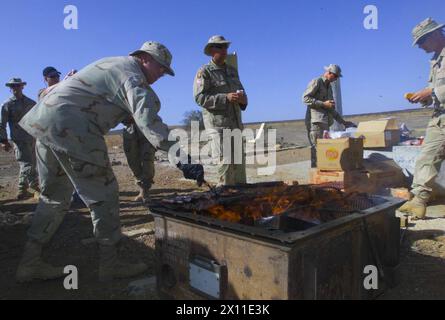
[0,0,444,125]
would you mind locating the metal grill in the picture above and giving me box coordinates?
[150,182,400,243]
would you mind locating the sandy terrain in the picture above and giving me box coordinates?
[0,108,444,300]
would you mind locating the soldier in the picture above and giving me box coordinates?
[38,67,84,207]
[399,18,445,220]
[122,116,156,203]
[302,65,356,168]
[0,78,39,200]
[38,67,78,101]
[193,35,248,185]
[38,67,62,100]
[15,41,204,282]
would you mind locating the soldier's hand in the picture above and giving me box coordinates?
[323,100,336,109]
[63,69,78,81]
[1,142,12,152]
[410,88,433,103]
[227,92,241,103]
[238,92,248,105]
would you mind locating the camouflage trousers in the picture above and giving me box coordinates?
[411,114,445,201]
[308,122,329,168]
[27,140,121,246]
[123,129,156,189]
[13,140,38,190]
[205,130,247,186]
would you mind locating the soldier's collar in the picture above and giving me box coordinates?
[321,76,329,83]
[10,95,24,102]
[439,47,445,59]
[209,60,226,70]
[432,47,445,63]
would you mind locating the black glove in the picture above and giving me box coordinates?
[344,121,357,128]
[176,155,205,187]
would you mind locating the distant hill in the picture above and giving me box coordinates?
[109,107,433,141]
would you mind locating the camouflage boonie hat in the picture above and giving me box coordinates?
[204,35,231,56]
[324,64,343,77]
[130,41,175,76]
[5,78,27,87]
[412,18,444,46]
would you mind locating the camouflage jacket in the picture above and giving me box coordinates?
[0,95,36,143]
[429,47,445,116]
[302,77,346,127]
[19,56,171,168]
[193,60,247,130]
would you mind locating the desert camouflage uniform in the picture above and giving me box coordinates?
[123,121,156,189]
[302,77,349,167]
[193,60,247,185]
[411,47,445,200]
[0,95,38,191]
[19,56,172,246]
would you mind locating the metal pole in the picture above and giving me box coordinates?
[331,78,345,131]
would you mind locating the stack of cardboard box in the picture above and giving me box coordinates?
[309,119,407,193]
[309,137,370,193]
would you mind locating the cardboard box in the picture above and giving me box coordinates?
[354,118,400,148]
[309,159,408,193]
[309,168,374,193]
[316,138,364,171]
[365,160,407,190]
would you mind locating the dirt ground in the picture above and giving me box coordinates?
[1,109,444,300]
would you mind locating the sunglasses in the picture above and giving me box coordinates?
[417,36,429,46]
[9,84,22,88]
[211,44,228,50]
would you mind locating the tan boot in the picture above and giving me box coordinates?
[398,196,427,220]
[98,245,148,282]
[28,184,41,199]
[16,188,32,201]
[28,183,40,194]
[134,187,150,203]
[16,241,65,283]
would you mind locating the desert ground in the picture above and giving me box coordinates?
[0,108,444,300]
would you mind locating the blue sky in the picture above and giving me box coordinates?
[0,0,444,125]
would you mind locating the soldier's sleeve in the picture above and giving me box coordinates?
[28,97,37,107]
[193,67,228,110]
[37,89,45,101]
[0,103,9,142]
[428,64,435,89]
[434,66,445,106]
[122,76,173,152]
[302,79,325,108]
